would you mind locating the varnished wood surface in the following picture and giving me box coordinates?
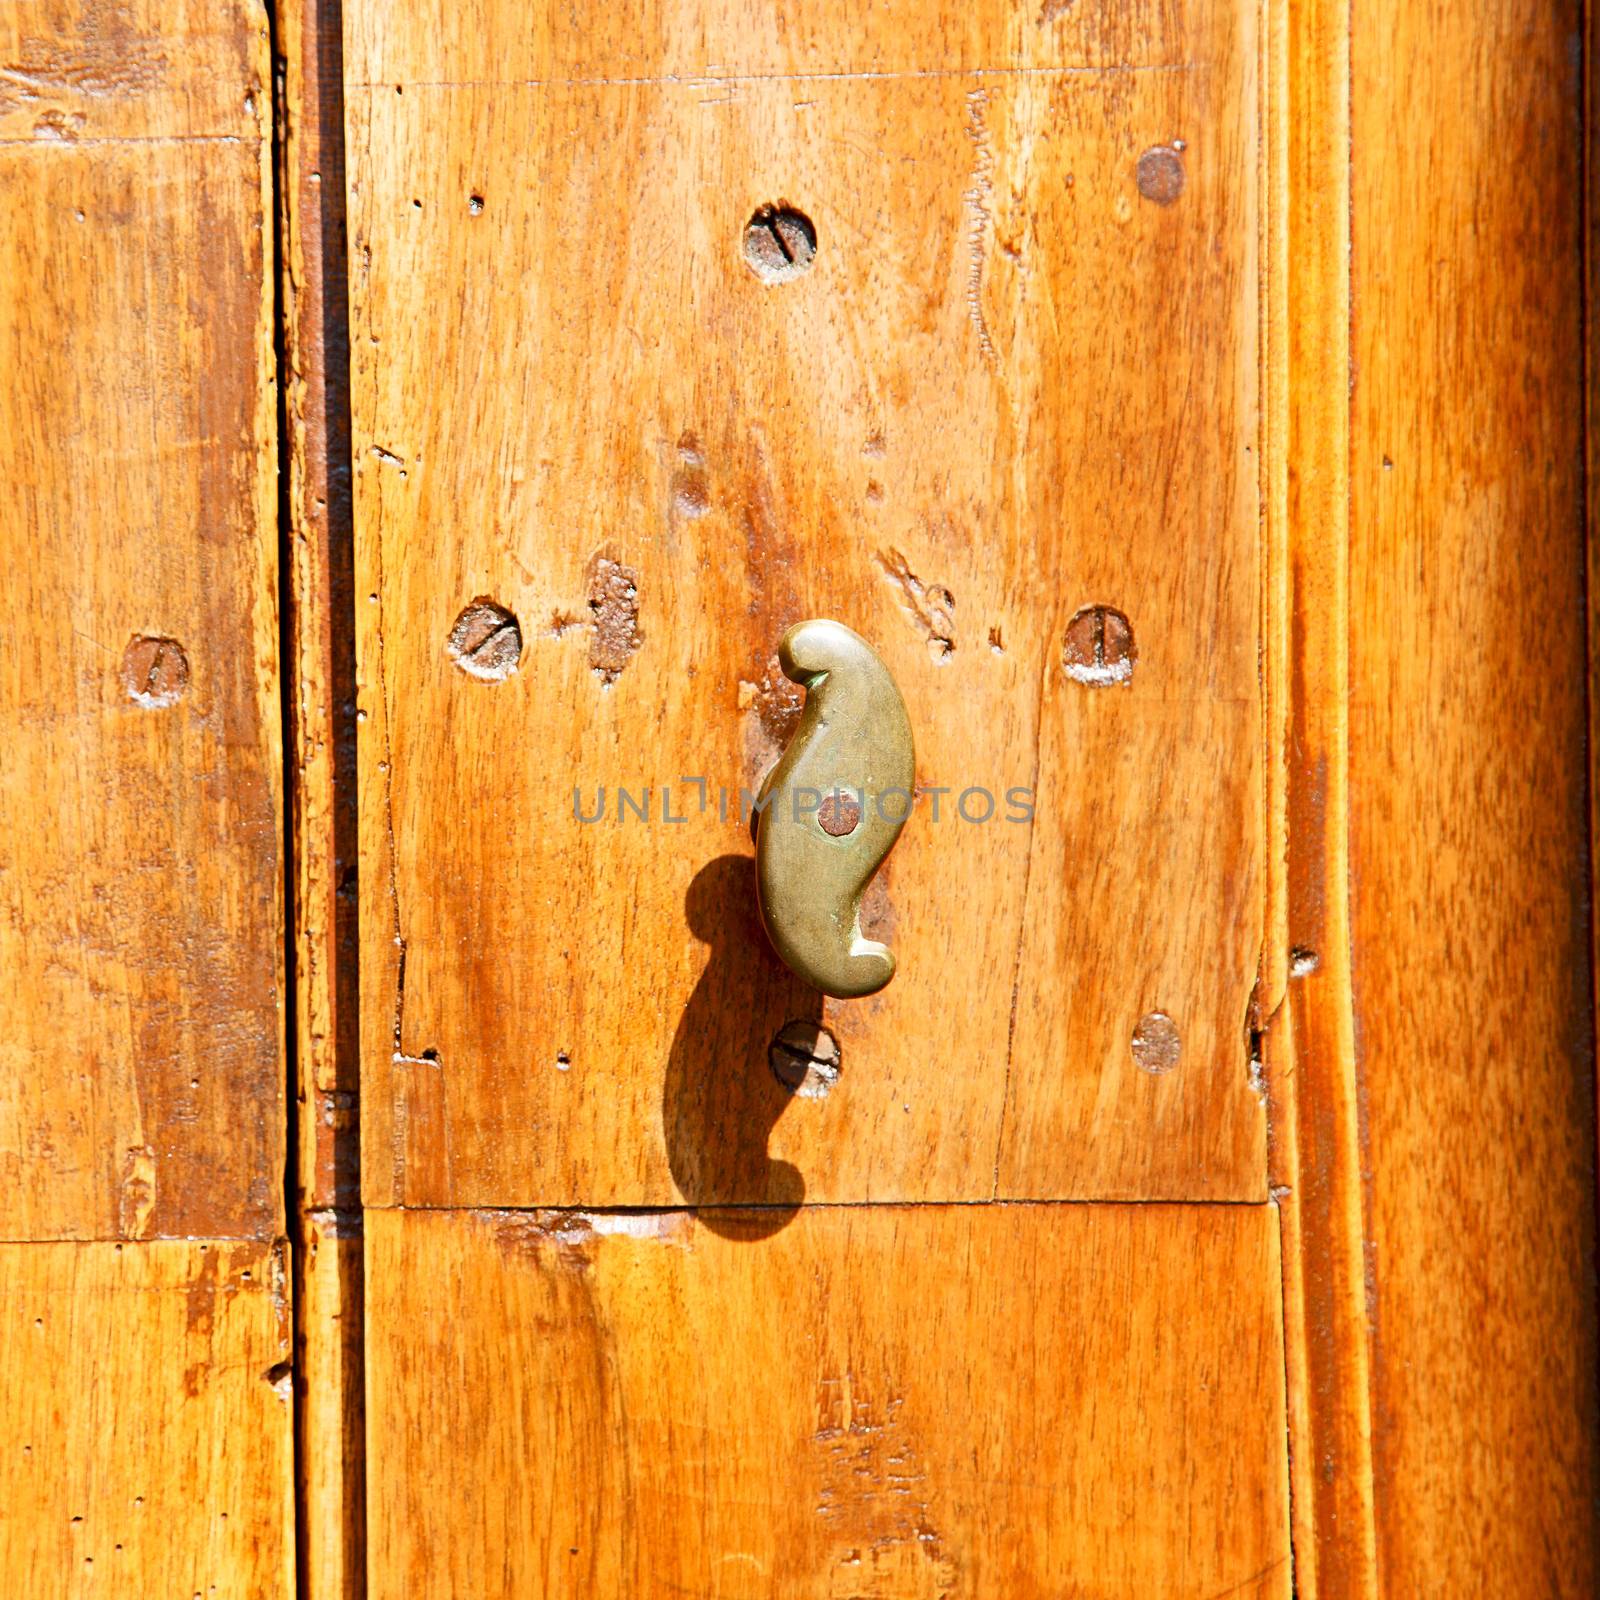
[0,1241,293,1598]
[294,1209,365,1600]
[0,0,281,1240]
[1260,1,1379,1595]
[0,7,295,1597]
[0,0,260,142]
[1344,1,1598,1591]
[367,1203,1290,1599]
[349,0,1266,1209]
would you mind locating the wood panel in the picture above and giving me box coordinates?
[293,1209,365,1599]
[0,0,260,143]
[1344,0,1597,1592]
[366,1203,1290,1599]
[0,1241,293,1599]
[0,0,281,1239]
[349,0,1265,1209]
[283,0,360,1217]
[1259,1,1379,1595]
[280,0,367,1590]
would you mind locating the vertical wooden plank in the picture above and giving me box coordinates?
[366,1204,1291,1600]
[1346,0,1597,1591]
[282,0,358,1215]
[348,0,1266,1211]
[0,0,283,1242]
[294,1211,364,1598]
[0,1242,294,1598]
[1588,0,1600,1321]
[279,0,366,1591]
[1261,0,1380,1596]
[0,5,292,1596]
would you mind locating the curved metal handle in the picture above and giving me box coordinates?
[754,620,915,998]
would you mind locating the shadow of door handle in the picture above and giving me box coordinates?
[754,620,915,998]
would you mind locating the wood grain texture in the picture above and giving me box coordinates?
[367,1203,1290,1599]
[1347,0,1598,1591]
[1260,0,1379,1595]
[0,0,261,143]
[0,1240,293,1599]
[1591,0,1600,1313]
[280,0,367,1586]
[0,1,281,1238]
[282,0,359,1216]
[349,0,1266,1209]
[293,1210,365,1600]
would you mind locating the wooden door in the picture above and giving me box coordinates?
[346,0,1290,1591]
[1,0,1595,1595]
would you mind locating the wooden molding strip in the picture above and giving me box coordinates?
[276,0,366,1594]
[1262,1,1380,1595]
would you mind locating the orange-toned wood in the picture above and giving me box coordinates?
[366,1203,1291,1599]
[348,0,1267,1209]
[1591,0,1600,1324]
[280,0,366,1590]
[0,0,282,1241]
[0,1241,293,1598]
[1283,0,1598,1592]
[1259,1,1379,1595]
[0,8,293,1597]
[293,1210,365,1599]
[282,0,360,1218]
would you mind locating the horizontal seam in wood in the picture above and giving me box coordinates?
[349,63,1207,91]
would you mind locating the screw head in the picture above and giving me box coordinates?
[742,205,817,284]
[1136,145,1186,205]
[1062,605,1136,686]
[768,1020,841,1098]
[817,791,862,838]
[447,599,522,681]
[121,635,189,708]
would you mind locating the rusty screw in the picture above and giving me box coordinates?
[768,1020,841,1098]
[1062,605,1136,686]
[1136,145,1186,206]
[447,598,522,682]
[742,205,817,284]
[121,635,189,708]
[817,790,862,838]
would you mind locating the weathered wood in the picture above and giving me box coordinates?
[348,0,1266,1209]
[1346,2,1597,1589]
[0,0,282,1240]
[0,10,294,1598]
[293,1209,365,1599]
[280,0,366,1590]
[367,1203,1290,1598]
[0,1240,294,1598]
[282,0,360,1216]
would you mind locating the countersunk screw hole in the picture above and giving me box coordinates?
[768,1020,840,1098]
[121,635,189,708]
[1062,605,1136,686]
[447,599,522,682]
[742,204,817,284]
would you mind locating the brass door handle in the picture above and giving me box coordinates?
[754,620,914,998]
